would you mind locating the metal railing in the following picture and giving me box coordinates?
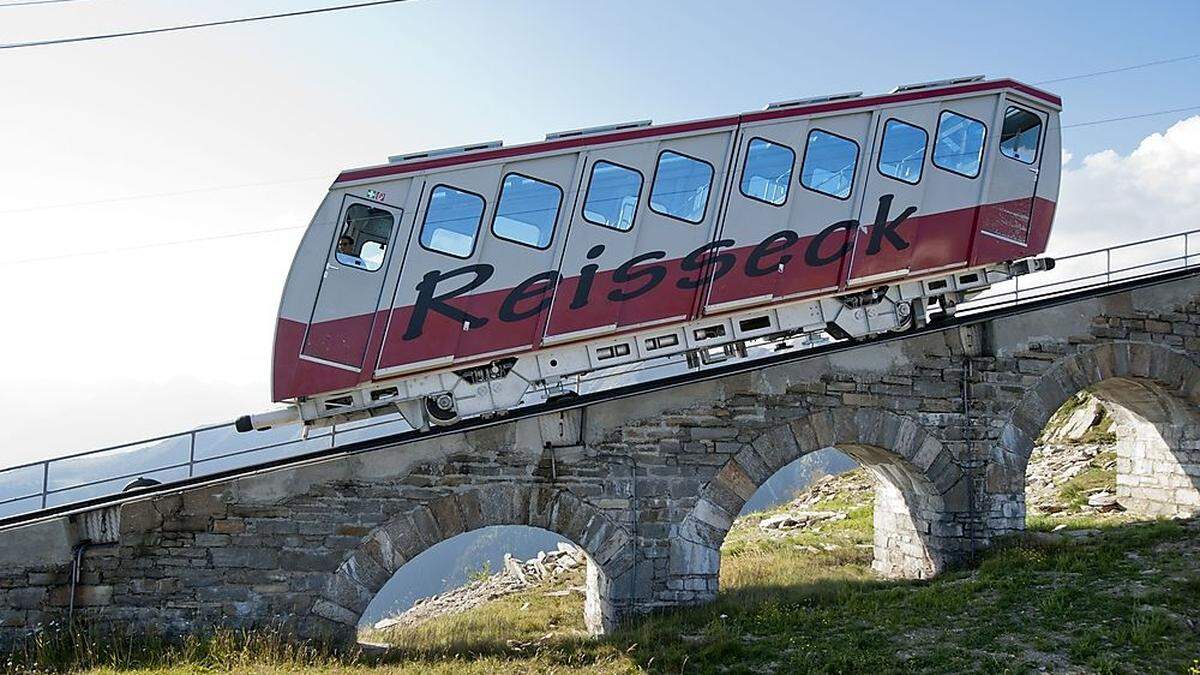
[2,227,1197,521]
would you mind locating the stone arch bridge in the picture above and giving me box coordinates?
[1,273,1197,646]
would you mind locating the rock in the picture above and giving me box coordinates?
[758,514,799,530]
[1087,492,1119,509]
[1027,532,1064,545]
[1043,395,1103,443]
[504,553,529,585]
[758,510,842,531]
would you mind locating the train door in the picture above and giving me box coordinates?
[374,155,578,376]
[845,104,936,285]
[543,129,734,342]
[979,102,1046,245]
[453,154,579,361]
[301,196,402,369]
[848,94,998,283]
[706,111,873,311]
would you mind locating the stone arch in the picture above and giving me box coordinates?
[989,341,1200,530]
[311,483,634,641]
[670,408,968,605]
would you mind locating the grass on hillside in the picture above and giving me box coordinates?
[9,473,1200,674]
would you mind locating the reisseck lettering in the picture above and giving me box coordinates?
[402,195,915,340]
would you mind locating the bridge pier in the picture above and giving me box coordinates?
[0,276,1197,649]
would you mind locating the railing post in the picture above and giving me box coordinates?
[41,462,49,509]
[1106,249,1112,284]
[1013,274,1020,303]
[188,432,196,478]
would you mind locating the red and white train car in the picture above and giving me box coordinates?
[241,76,1061,432]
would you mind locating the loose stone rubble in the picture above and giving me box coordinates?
[757,511,844,531]
[372,542,587,631]
[1024,442,1119,514]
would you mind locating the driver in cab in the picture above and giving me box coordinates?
[336,234,367,269]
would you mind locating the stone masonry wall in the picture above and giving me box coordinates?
[0,277,1197,649]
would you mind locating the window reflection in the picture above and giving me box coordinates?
[878,119,928,184]
[800,130,859,199]
[933,111,986,178]
[583,161,642,231]
[421,185,485,258]
[740,138,794,205]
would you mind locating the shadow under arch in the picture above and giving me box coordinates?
[991,341,1200,528]
[673,408,969,604]
[312,484,634,641]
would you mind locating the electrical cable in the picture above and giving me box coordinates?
[0,0,415,50]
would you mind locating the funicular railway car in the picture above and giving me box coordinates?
[238,76,1062,433]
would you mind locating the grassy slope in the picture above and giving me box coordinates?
[12,473,1200,674]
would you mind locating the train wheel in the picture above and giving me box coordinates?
[424,393,459,426]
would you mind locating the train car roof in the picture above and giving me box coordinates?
[333,77,1060,187]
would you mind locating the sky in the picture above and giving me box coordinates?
[1,0,1199,466]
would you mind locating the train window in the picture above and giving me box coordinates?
[799,129,859,199]
[420,185,485,258]
[877,119,928,184]
[492,173,562,249]
[583,161,643,231]
[740,138,794,205]
[649,150,713,223]
[335,203,394,272]
[999,106,1042,164]
[933,111,986,178]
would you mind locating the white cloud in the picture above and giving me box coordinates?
[1050,115,1200,256]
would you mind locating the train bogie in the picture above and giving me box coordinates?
[242,77,1062,433]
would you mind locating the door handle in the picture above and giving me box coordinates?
[326,263,340,271]
[1027,167,1040,175]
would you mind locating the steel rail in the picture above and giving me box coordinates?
[2,260,1197,532]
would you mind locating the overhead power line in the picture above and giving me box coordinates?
[0,0,90,7]
[0,0,414,50]
[0,225,305,266]
[1035,52,1200,85]
[0,175,330,215]
[1060,105,1200,129]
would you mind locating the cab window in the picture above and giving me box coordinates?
[335,203,394,272]
[999,106,1042,164]
[421,185,485,258]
